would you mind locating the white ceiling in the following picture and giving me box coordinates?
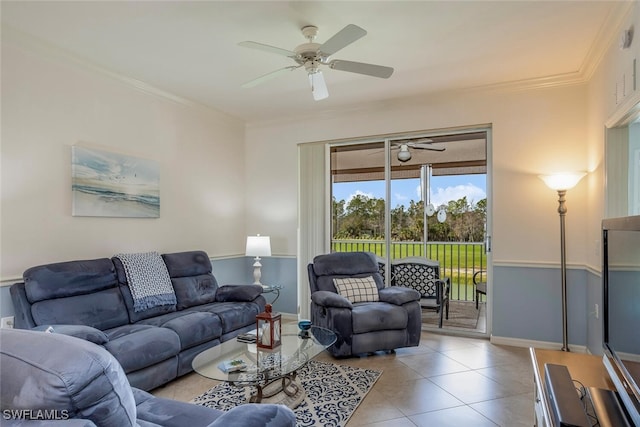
[1,1,629,123]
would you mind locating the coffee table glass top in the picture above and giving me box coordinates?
[192,325,336,384]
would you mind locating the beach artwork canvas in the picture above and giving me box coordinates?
[72,146,160,218]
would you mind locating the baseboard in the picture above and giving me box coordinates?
[490,335,588,353]
[281,312,298,322]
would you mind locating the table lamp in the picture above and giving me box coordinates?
[246,234,271,285]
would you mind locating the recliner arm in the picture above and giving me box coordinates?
[310,291,353,309]
[378,287,420,305]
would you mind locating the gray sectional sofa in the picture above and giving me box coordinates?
[9,250,266,391]
[0,328,296,427]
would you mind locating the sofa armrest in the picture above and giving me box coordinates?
[131,388,295,427]
[215,284,263,302]
[378,287,421,305]
[208,403,296,427]
[31,325,109,345]
[10,283,36,329]
[310,291,353,309]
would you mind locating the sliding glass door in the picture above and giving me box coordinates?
[327,128,490,334]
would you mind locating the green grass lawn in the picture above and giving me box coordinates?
[332,241,485,268]
[331,240,487,299]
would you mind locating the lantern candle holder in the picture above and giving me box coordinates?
[256,304,281,350]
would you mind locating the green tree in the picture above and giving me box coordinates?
[332,191,486,243]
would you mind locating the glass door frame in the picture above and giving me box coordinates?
[322,124,492,336]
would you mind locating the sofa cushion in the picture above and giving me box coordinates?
[23,258,118,302]
[351,302,408,334]
[32,324,109,345]
[161,251,221,310]
[137,311,222,350]
[0,329,137,427]
[334,276,380,303]
[162,251,212,278]
[103,325,180,373]
[23,258,130,330]
[171,274,219,310]
[30,287,129,331]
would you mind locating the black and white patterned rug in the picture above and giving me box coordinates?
[192,360,381,427]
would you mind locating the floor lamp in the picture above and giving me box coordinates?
[539,172,586,352]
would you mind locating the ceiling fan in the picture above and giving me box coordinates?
[239,24,394,101]
[391,138,446,162]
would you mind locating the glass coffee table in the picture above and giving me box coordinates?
[192,325,336,407]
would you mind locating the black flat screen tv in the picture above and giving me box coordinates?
[602,215,640,425]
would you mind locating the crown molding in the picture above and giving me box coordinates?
[580,0,635,82]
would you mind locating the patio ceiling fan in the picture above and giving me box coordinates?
[239,24,394,101]
[391,139,446,162]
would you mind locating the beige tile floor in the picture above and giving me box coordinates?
[152,329,534,426]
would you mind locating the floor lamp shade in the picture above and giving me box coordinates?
[246,235,271,285]
[539,172,586,352]
[538,172,586,191]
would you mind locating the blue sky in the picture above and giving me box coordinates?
[333,174,486,209]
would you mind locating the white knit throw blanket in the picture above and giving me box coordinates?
[114,251,176,312]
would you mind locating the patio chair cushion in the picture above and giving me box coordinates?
[333,276,379,303]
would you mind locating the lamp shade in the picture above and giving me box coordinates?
[539,172,586,191]
[245,235,271,257]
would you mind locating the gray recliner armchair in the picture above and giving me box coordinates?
[0,328,296,427]
[307,251,422,357]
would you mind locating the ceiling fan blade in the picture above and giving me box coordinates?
[309,71,328,101]
[407,138,434,144]
[238,41,297,58]
[242,66,300,88]
[329,59,394,78]
[413,145,446,152]
[319,24,367,56]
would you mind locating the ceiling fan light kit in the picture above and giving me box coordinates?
[397,145,412,162]
[309,70,328,100]
[239,24,394,101]
[391,138,446,162]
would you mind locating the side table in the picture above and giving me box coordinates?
[261,284,283,304]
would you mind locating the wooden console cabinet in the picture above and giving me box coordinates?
[530,348,616,427]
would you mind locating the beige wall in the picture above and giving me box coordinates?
[1,39,247,280]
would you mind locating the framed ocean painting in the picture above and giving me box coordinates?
[71,146,160,218]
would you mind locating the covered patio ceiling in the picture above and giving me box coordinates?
[331,131,487,183]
